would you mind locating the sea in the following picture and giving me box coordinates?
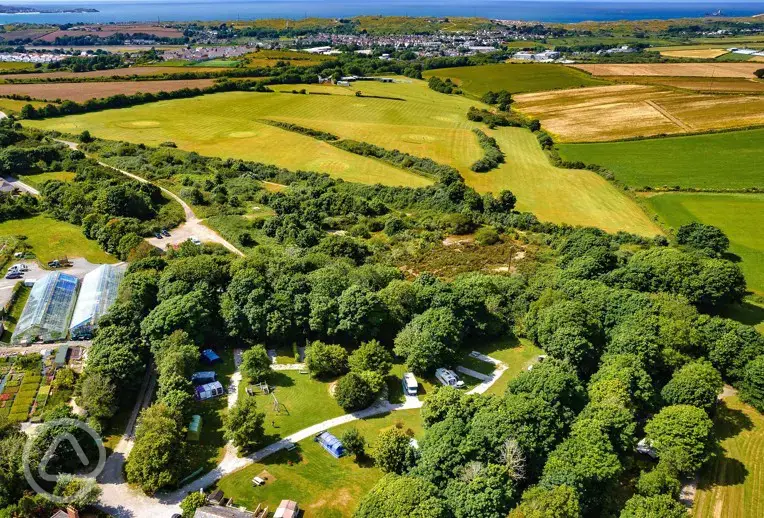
[0,1,762,25]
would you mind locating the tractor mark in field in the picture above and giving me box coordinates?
[644,99,694,132]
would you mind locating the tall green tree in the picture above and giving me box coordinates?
[224,396,266,452]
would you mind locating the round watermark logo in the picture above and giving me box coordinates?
[22,418,106,504]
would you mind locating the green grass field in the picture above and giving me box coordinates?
[0,98,51,116]
[472,337,543,396]
[423,63,609,97]
[191,59,241,68]
[0,215,114,264]
[0,285,29,342]
[558,129,764,190]
[644,193,764,294]
[17,171,75,189]
[25,79,659,236]
[693,395,764,518]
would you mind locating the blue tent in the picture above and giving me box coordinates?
[191,371,217,385]
[201,349,221,364]
[315,431,345,458]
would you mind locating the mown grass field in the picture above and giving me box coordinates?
[0,215,114,264]
[216,409,423,518]
[26,79,659,236]
[0,98,50,116]
[558,128,764,190]
[513,84,764,142]
[644,193,764,294]
[422,63,608,96]
[693,395,764,518]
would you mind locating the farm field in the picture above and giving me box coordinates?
[35,25,183,42]
[513,84,764,142]
[658,49,729,59]
[644,192,764,294]
[693,395,764,518]
[215,409,424,518]
[0,79,216,102]
[0,215,114,264]
[244,49,333,67]
[25,79,661,235]
[0,62,36,73]
[422,63,609,96]
[557,128,764,190]
[571,62,764,78]
[0,66,227,81]
[607,76,764,94]
[463,127,662,236]
[0,98,51,116]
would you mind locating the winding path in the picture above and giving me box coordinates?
[55,139,244,257]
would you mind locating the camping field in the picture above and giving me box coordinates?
[25,79,661,236]
[557,128,764,190]
[693,395,764,518]
[643,192,764,294]
[0,215,114,264]
[422,63,608,96]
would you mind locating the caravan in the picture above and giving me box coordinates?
[402,372,419,396]
[435,368,464,388]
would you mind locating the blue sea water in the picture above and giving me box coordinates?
[0,1,762,24]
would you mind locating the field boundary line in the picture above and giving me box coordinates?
[643,99,694,131]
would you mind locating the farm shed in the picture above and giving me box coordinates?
[11,272,79,344]
[54,345,68,367]
[195,381,225,401]
[69,264,125,339]
[192,371,217,385]
[187,414,202,441]
[315,431,345,458]
[202,349,221,364]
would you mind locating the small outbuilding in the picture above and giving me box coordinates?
[187,414,203,441]
[273,500,300,518]
[195,381,225,401]
[315,431,344,458]
[192,371,217,385]
[202,349,221,364]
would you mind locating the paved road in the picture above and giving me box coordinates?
[55,139,244,257]
[1,174,39,195]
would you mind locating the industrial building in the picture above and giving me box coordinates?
[11,272,79,345]
[69,264,125,339]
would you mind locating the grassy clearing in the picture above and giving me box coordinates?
[17,171,75,189]
[0,285,29,342]
[0,61,35,72]
[0,215,114,264]
[191,59,240,68]
[0,98,50,116]
[423,63,608,96]
[215,409,422,517]
[243,370,345,442]
[558,129,764,190]
[470,337,543,396]
[644,193,764,294]
[26,79,659,236]
[693,395,764,518]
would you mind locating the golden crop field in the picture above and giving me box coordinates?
[25,79,661,236]
[571,62,763,78]
[659,49,729,59]
[513,84,764,142]
[0,66,228,82]
[607,76,764,94]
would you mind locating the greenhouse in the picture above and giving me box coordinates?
[69,264,126,339]
[11,272,79,345]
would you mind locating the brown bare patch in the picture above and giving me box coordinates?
[0,79,216,102]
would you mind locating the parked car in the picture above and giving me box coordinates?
[161,228,170,237]
[10,263,28,272]
[189,236,202,246]
[154,232,163,239]
[5,271,22,279]
[435,368,464,388]
[47,260,60,268]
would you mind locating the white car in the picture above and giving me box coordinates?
[10,263,29,272]
[435,368,464,388]
[189,236,202,246]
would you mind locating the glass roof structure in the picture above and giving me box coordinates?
[11,272,79,345]
[69,264,125,339]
